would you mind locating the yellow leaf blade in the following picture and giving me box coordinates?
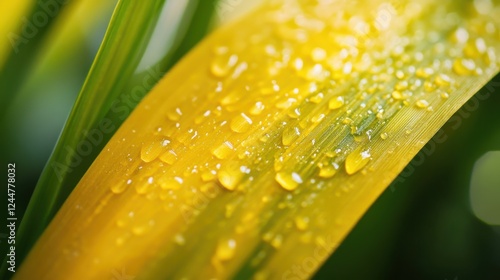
[16,0,500,279]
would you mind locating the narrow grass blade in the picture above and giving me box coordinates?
[3,0,167,274]
[6,0,217,275]
[0,0,116,269]
[15,0,500,279]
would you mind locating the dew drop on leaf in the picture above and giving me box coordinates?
[453,58,476,75]
[282,126,301,146]
[294,216,310,231]
[212,141,234,159]
[140,137,165,162]
[217,164,243,191]
[416,99,430,109]
[318,163,339,178]
[211,53,238,78]
[275,172,303,191]
[215,238,237,261]
[230,113,253,133]
[110,183,127,194]
[328,96,345,109]
[345,149,371,175]
[159,150,178,165]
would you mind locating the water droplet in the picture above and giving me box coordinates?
[141,137,166,163]
[271,234,283,248]
[416,67,434,78]
[276,98,297,109]
[215,239,237,261]
[292,58,304,71]
[391,91,404,100]
[311,113,325,124]
[195,110,211,124]
[309,92,324,103]
[201,170,217,182]
[110,183,127,194]
[167,107,183,121]
[454,28,469,43]
[272,81,280,92]
[380,132,388,140]
[329,96,345,109]
[221,91,241,105]
[345,149,371,175]
[453,58,476,75]
[231,62,248,79]
[416,99,429,109]
[376,111,384,119]
[342,117,353,125]
[160,177,183,190]
[343,62,353,74]
[212,141,234,159]
[211,53,238,78]
[485,48,496,65]
[394,80,407,91]
[240,165,251,174]
[308,82,318,93]
[230,113,253,133]
[295,216,310,231]
[218,164,243,191]
[174,234,185,245]
[249,101,265,115]
[132,226,146,236]
[159,150,178,165]
[464,37,487,58]
[311,47,327,62]
[261,80,281,95]
[288,107,301,119]
[319,163,339,178]
[282,126,301,146]
[275,172,303,191]
[423,81,436,92]
[395,70,405,79]
[435,74,452,87]
[260,134,270,143]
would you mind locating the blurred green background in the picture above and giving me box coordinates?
[0,0,118,261]
[0,1,499,279]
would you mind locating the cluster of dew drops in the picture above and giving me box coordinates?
[116,3,498,195]
[105,0,499,268]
